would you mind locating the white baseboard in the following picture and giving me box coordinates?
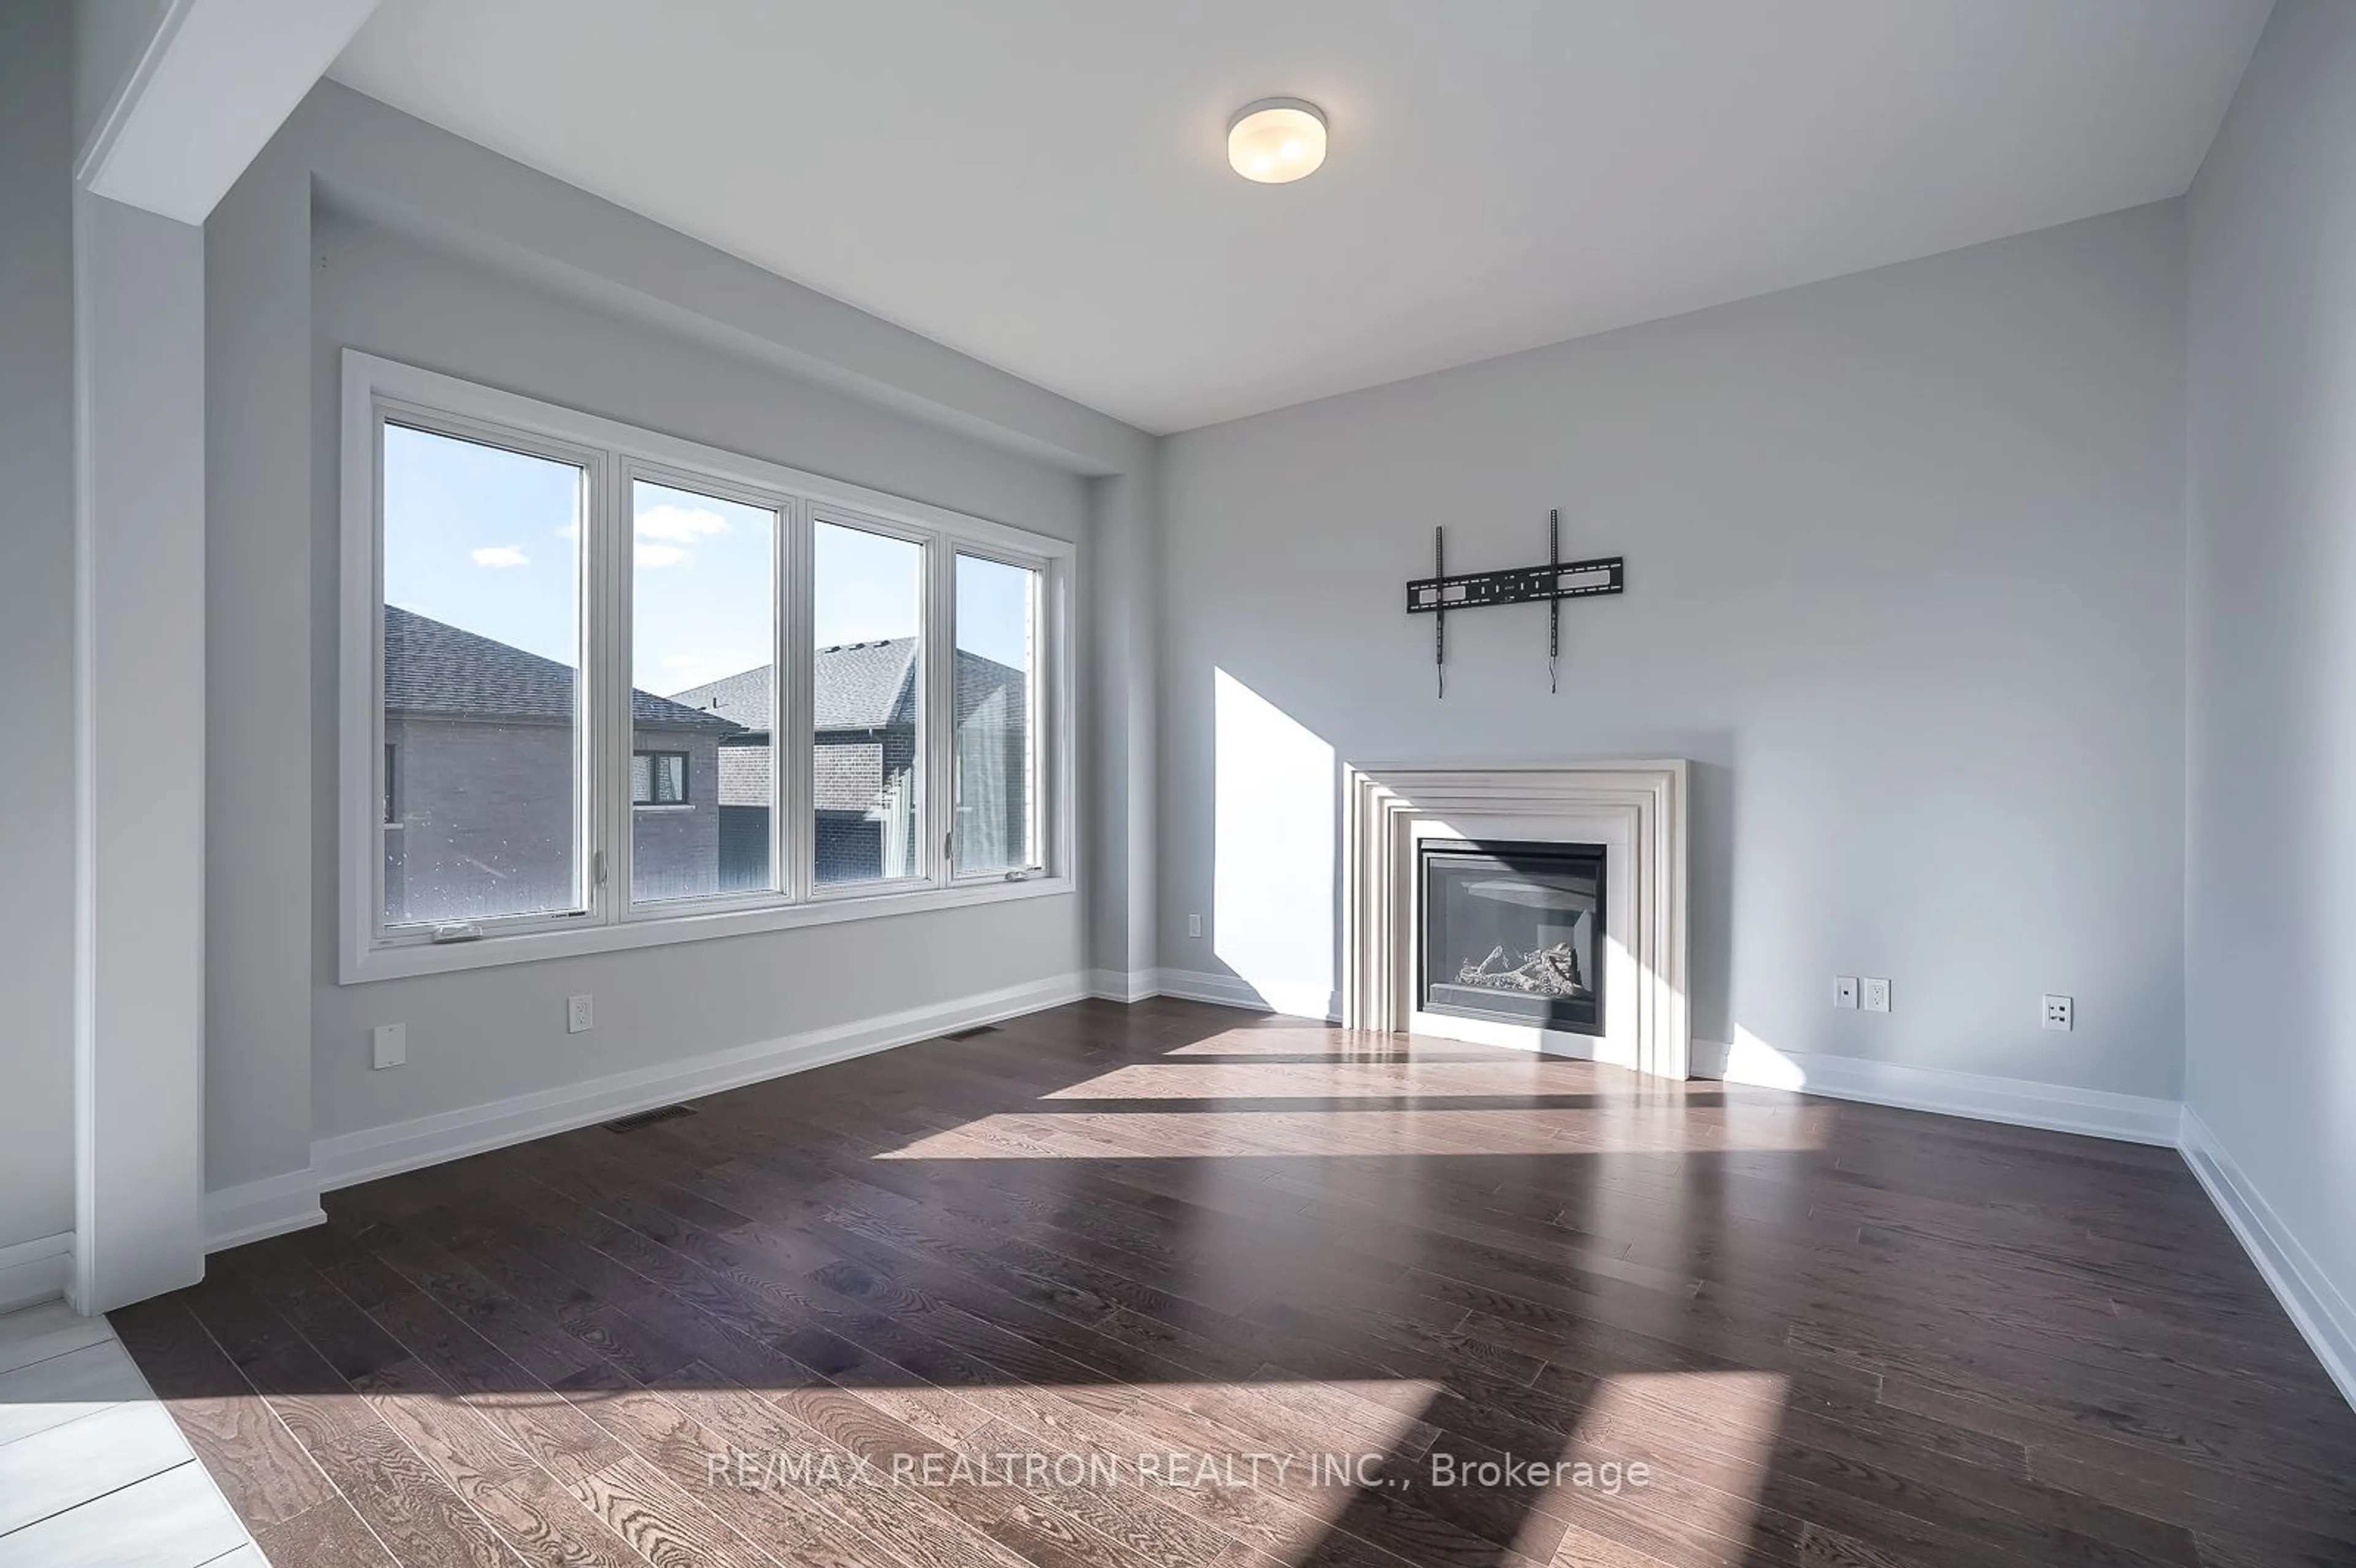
[310,970,1091,1194]
[1692,1039,2181,1146]
[204,1168,326,1254]
[0,1231,74,1312]
[1151,966,1339,1021]
[1087,968,1158,1004]
[2180,1109,2356,1412]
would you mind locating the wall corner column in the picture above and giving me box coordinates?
[71,187,208,1312]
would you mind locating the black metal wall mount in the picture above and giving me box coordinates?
[1406,510,1624,696]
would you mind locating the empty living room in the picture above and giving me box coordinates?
[8,1,2356,1564]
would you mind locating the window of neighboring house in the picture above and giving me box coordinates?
[631,750,689,806]
[341,352,1072,981]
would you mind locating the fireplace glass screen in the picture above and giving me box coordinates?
[1419,838,1605,1036]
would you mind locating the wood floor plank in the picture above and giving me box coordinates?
[304,1418,526,1568]
[115,999,2356,1568]
[107,1293,339,1529]
[250,1497,399,1568]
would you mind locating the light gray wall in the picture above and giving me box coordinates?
[70,0,167,155]
[0,0,77,1255]
[301,196,1089,1140]
[206,118,316,1195]
[1159,201,2189,1099]
[2185,0,2356,1329]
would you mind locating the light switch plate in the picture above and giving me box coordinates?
[1188,914,1203,939]
[1861,977,1891,1013]
[371,1023,406,1070]
[1834,976,1860,1010]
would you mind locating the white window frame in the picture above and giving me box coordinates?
[339,350,1076,983]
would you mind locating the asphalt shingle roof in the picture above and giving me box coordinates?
[383,605,742,734]
[669,639,1024,737]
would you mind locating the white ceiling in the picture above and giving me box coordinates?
[331,0,2270,434]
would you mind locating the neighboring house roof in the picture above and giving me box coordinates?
[669,663,777,731]
[383,605,742,734]
[669,639,1025,738]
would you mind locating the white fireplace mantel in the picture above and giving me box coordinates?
[1341,761,1690,1079]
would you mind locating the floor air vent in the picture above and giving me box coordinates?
[945,1024,999,1040]
[602,1104,698,1133]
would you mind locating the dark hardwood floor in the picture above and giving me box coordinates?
[114,999,2356,1567]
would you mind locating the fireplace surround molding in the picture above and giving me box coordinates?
[1341,759,1690,1079]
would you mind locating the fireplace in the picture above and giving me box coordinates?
[1419,837,1606,1037]
[1345,763,1686,1077]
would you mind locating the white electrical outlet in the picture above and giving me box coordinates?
[1834,976,1860,1010]
[1188,913,1203,939]
[371,1023,406,1070]
[2042,994,2074,1031]
[1861,977,1892,1013]
[568,994,595,1034]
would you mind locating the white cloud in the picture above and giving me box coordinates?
[636,543,688,568]
[636,504,730,544]
[557,520,579,542]
[471,545,531,568]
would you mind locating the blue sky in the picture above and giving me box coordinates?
[382,425,1034,700]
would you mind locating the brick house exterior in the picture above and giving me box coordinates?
[670,638,1030,885]
[382,611,1030,920]
[380,607,741,923]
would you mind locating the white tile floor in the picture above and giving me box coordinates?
[0,1300,261,1567]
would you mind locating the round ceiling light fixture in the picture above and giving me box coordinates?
[1227,98,1327,183]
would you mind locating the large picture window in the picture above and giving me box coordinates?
[341,352,1072,981]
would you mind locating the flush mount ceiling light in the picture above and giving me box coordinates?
[1227,98,1327,183]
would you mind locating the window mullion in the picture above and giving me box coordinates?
[926,534,955,885]
[595,450,629,926]
[783,496,813,904]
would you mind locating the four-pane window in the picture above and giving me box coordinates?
[347,354,1068,975]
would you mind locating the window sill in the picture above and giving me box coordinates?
[344,872,1072,985]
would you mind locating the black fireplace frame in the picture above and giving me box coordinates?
[1416,837,1607,1036]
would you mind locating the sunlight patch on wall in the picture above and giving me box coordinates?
[1719,1026,1808,1091]
[1212,669,1336,1020]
